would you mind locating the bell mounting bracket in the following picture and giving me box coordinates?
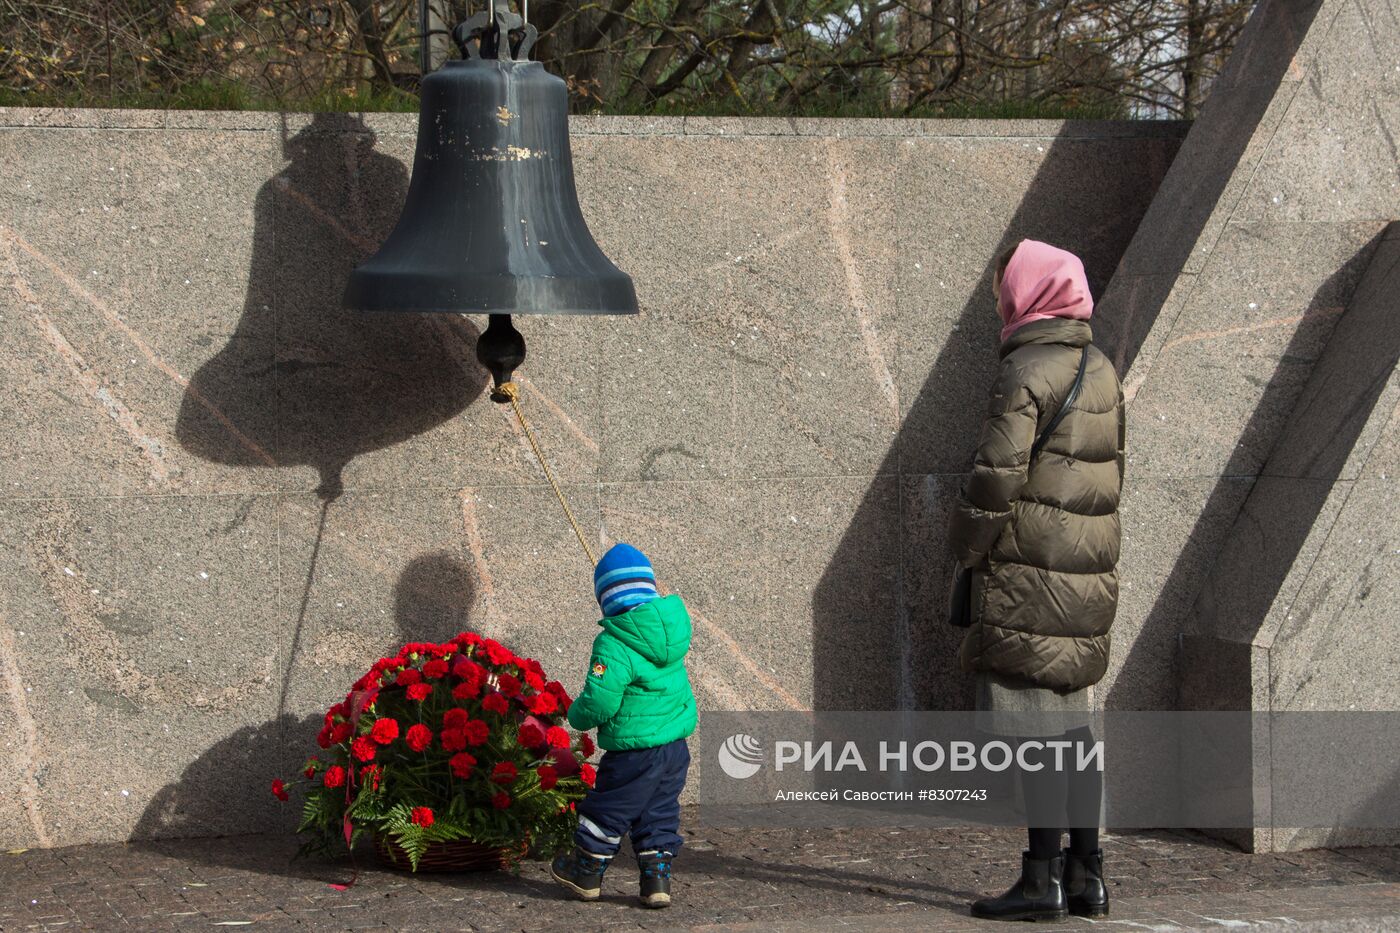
[453,1,538,61]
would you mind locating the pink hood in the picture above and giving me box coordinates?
[997,240,1094,343]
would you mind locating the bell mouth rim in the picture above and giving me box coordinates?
[437,58,544,71]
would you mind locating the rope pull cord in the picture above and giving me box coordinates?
[495,382,597,566]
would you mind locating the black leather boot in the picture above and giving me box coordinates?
[550,846,611,901]
[636,849,673,908]
[1063,848,1109,917]
[970,852,1068,922]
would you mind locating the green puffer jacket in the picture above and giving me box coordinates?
[566,594,697,751]
[948,318,1125,692]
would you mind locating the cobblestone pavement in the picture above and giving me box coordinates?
[4,814,1400,932]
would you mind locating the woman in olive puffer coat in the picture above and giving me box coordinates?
[948,240,1124,923]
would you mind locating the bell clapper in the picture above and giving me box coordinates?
[475,313,528,403]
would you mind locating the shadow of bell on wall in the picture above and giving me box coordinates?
[175,112,488,499]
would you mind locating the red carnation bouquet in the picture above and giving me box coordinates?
[274,632,598,870]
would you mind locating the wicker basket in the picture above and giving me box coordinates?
[374,834,526,873]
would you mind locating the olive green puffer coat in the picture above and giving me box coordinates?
[948,318,1125,692]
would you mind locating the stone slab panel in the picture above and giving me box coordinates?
[580,136,741,483]
[1264,227,1400,483]
[1307,0,1400,104]
[1233,86,1400,224]
[599,316,736,482]
[1265,477,1400,711]
[1126,221,1382,479]
[720,138,902,479]
[0,496,287,846]
[0,128,280,498]
[1107,476,1255,710]
[1190,475,1351,652]
[900,474,975,711]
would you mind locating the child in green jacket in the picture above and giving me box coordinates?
[551,543,697,908]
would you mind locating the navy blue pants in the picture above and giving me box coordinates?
[575,738,690,857]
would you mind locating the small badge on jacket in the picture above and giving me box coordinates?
[591,661,607,678]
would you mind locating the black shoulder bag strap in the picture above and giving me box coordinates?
[948,345,1090,629]
[1031,346,1090,461]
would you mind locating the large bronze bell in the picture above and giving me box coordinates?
[345,1,637,399]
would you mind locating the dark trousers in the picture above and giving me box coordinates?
[575,738,691,858]
[1021,725,1103,859]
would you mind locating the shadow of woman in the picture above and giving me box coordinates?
[130,553,481,870]
[174,111,487,501]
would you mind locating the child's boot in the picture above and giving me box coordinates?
[637,849,674,908]
[551,846,611,901]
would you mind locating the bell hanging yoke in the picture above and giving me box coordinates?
[345,0,638,401]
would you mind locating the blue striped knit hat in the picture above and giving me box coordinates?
[594,543,659,617]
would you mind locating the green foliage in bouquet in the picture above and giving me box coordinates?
[272,633,598,870]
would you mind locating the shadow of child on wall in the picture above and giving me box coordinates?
[174,111,487,500]
[131,553,480,866]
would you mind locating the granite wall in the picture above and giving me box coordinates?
[0,109,1184,847]
[1091,0,1399,851]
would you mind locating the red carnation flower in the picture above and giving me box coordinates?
[580,763,597,788]
[440,729,467,752]
[360,687,379,710]
[546,726,571,749]
[545,680,572,709]
[492,792,511,810]
[449,752,477,779]
[521,657,545,677]
[423,659,449,679]
[303,759,319,779]
[481,693,510,715]
[406,682,432,702]
[351,736,377,763]
[323,765,346,789]
[410,806,434,827]
[528,692,559,715]
[329,722,353,744]
[443,708,468,731]
[370,718,400,745]
[396,668,422,687]
[497,673,522,697]
[361,764,383,791]
[580,733,596,757]
[271,779,289,802]
[537,765,558,790]
[524,670,546,692]
[452,656,485,681]
[452,681,482,701]
[464,719,490,746]
[456,631,483,648]
[484,640,514,666]
[517,723,545,748]
[491,761,518,784]
[316,725,332,749]
[405,724,433,752]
